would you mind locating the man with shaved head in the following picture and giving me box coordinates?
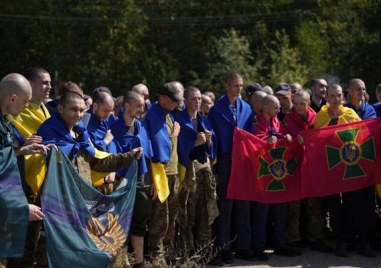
[250,91,267,115]
[0,73,47,266]
[132,83,151,120]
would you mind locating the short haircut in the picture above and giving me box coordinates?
[225,72,242,85]
[262,94,279,107]
[93,91,114,105]
[201,94,212,104]
[309,78,324,88]
[349,78,365,88]
[327,83,342,94]
[58,81,83,96]
[59,91,84,107]
[123,90,143,105]
[184,86,200,99]
[375,84,381,93]
[293,90,310,101]
[26,67,49,82]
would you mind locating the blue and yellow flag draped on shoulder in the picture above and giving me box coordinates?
[144,102,171,202]
[29,114,111,193]
[0,114,29,257]
[111,115,153,178]
[176,110,216,185]
[41,148,137,268]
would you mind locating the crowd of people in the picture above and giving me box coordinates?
[1,68,381,268]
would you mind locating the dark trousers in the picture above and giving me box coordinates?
[252,202,287,251]
[325,186,376,245]
[213,153,251,251]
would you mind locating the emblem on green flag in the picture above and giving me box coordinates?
[258,147,297,191]
[326,128,376,179]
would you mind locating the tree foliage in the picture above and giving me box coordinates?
[1,0,381,100]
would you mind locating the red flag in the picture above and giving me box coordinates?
[227,128,302,203]
[299,118,381,198]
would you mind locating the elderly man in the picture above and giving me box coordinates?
[0,73,47,267]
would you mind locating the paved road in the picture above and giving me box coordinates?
[206,248,381,268]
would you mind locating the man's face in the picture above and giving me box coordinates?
[349,81,366,103]
[93,101,114,122]
[312,79,328,99]
[8,92,31,116]
[293,95,309,116]
[185,90,201,114]
[59,98,87,128]
[226,77,243,98]
[125,97,145,119]
[327,88,344,108]
[276,93,292,111]
[161,95,179,113]
[201,96,213,115]
[30,72,51,102]
[265,101,280,118]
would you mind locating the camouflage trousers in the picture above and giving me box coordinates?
[286,198,325,243]
[147,174,179,260]
[177,164,219,254]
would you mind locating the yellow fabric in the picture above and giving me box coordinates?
[151,162,170,203]
[313,104,361,128]
[12,103,51,195]
[178,164,187,187]
[91,148,111,187]
[13,102,51,140]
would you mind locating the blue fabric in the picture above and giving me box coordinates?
[144,102,170,163]
[41,149,137,267]
[208,95,253,154]
[86,111,117,153]
[344,101,376,120]
[111,116,153,177]
[45,98,59,116]
[0,114,29,257]
[175,110,216,167]
[37,114,96,158]
[373,102,381,117]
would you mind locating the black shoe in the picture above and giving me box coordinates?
[335,242,348,257]
[132,260,146,268]
[358,244,377,258]
[253,250,269,261]
[235,249,256,261]
[220,250,233,264]
[274,246,302,257]
[208,254,225,266]
[288,240,309,248]
[309,239,333,253]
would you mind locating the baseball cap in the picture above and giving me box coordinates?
[157,83,182,102]
[274,83,292,95]
[245,83,262,98]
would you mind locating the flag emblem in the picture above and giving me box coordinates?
[258,147,297,191]
[326,128,376,179]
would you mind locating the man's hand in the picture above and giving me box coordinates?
[297,134,304,144]
[24,135,43,146]
[18,143,50,156]
[28,204,45,221]
[104,172,116,184]
[195,132,207,146]
[172,122,181,137]
[131,147,143,160]
[103,130,114,145]
[285,134,292,142]
[265,135,277,144]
